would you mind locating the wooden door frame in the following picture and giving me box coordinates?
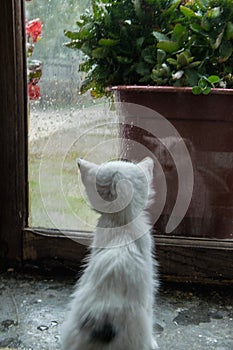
[1,0,233,284]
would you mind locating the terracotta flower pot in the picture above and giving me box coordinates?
[111,86,233,239]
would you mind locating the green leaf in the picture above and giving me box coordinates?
[90,88,104,99]
[201,17,210,31]
[206,7,220,19]
[157,41,179,54]
[163,0,180,15]
[192,86,202,95]
[143,55,155,64]
[194,0,207,11]
[202,86,212,95]
[133,0,144,19]
[207,75,220,84]
[98,38,120,47]
[139,75,151,83]
[224,65,233,74]
[80,77,93,94]
[153,32,169,42]
[116,56,133,64]
[64,41,82,49]
[157,49,166,65]
[71,23,94,40]
[180,5,199,18]
[190,23,206,35]
[219,42,233,63]
[226,22,233,40]
[81,42,92,56]
[134,62,151,76]
[136,37,145,49]
[167,58,178,66]
[92,47,108,58]
[76,19,84,27]
[142,48,155,64]
[79,60,93,73]
[199,77,208,89]
[64,30,80,40]
[185,70,199,86]
[172,24,186,42]
[177,51,190,67]
[188,61,201,69]
[211,30,224,50]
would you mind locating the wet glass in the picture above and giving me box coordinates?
[25,0,118,231]
[114,87,233,239]
[25,1,233,239]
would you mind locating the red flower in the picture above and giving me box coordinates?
[26,19,42,43]
[28,82,41,100]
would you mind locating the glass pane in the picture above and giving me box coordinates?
[25,0,118,231]
[25,1,233,240]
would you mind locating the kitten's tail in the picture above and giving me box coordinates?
[81,315,117,344]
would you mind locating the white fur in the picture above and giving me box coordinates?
[61,157,159,350]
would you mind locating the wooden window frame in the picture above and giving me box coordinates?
[1,0,28,268]
[1,0,233,284]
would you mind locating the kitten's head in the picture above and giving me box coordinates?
[77,157,154,216]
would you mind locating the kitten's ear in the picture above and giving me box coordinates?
[95,169,132,213]
[138,157,154,178]
[77,158,98,174]
[96,171,120,201]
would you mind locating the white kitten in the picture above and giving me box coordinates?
[61,157,159,350]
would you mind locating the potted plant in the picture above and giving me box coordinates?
[64,0,233,95]
[64,0,233,241]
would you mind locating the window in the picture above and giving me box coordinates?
[26,0,119,232]
[1,0,233,283]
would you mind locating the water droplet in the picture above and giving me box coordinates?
[37,325,49,331]
[1,319,17,329]
[50,320,58,327]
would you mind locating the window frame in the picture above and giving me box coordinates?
[1,0,233,284]
[0,0,28,267]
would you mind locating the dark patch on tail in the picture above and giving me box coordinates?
[80,314,117,344]
[90,322,117,343]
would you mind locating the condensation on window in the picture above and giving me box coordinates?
[26,0,119,231]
